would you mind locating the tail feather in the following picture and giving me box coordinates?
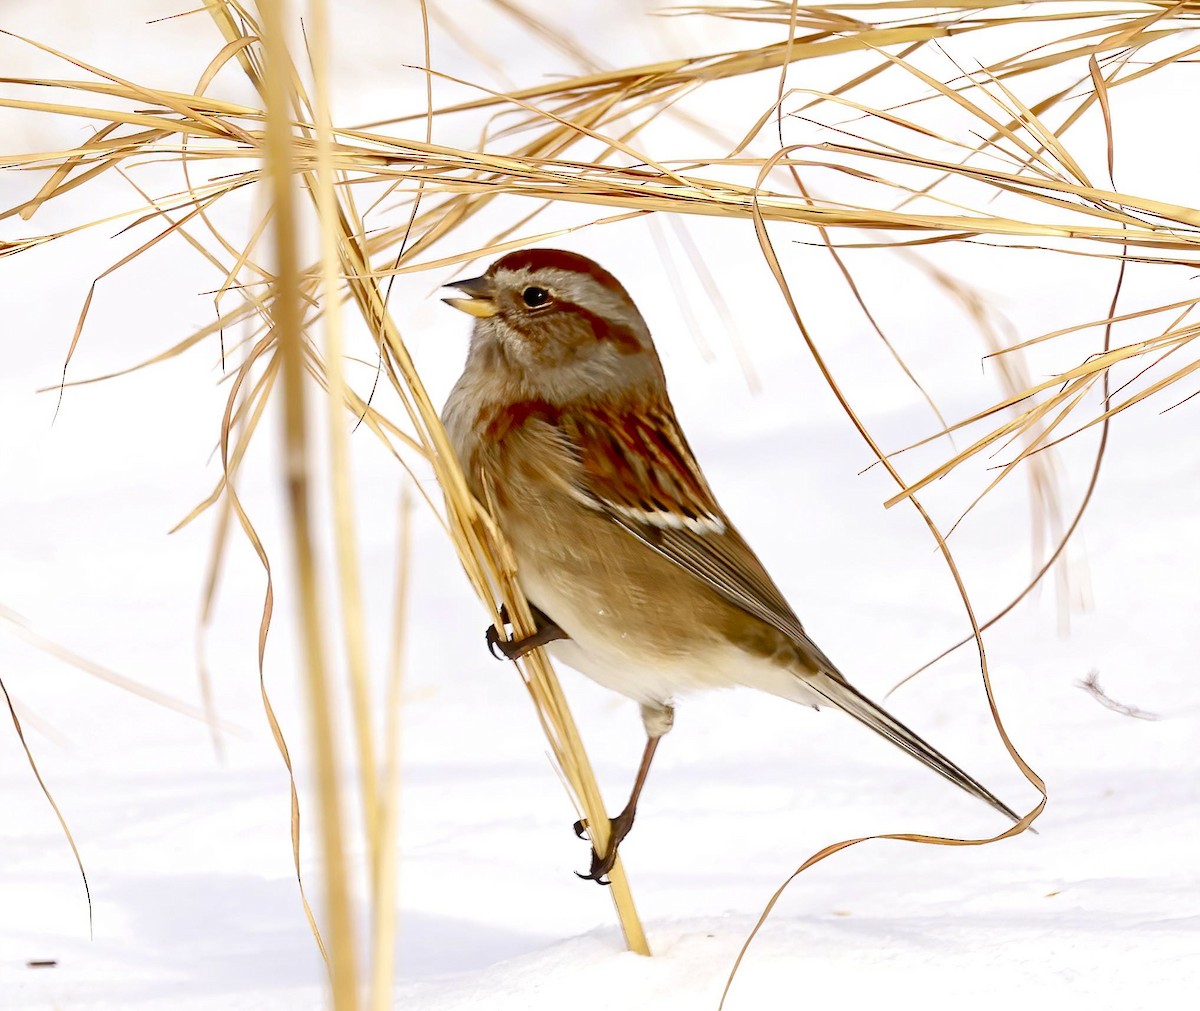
[808,673,1023,826]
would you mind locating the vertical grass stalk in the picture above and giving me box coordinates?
[260,0,359,1007]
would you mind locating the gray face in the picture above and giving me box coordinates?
[464,259,665,404]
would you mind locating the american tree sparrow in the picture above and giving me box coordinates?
[442,248,1020,882]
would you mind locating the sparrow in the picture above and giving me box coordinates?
[441,248,1021,882]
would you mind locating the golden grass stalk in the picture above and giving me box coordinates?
[310,0,380,869]
[260,1,358,1007]
[371,487,413,1011]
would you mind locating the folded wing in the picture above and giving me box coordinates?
[562,399,840,676]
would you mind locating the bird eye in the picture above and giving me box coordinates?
[522,286,552,308]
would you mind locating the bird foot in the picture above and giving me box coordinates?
[485,603,568,661]
[572,808,636,886]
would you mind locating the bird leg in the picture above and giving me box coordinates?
[574,732,662,885]
[486,602,568,661]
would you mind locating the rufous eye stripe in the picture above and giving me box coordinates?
[553,300,643,354]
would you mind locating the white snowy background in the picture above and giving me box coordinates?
[1,3,1197,1009]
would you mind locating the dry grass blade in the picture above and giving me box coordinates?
[719,810,1040,1009]
[715,117,1051,962]
[719,145,1047,1005]
[1079,670,1159,720]
[0,604,243,734]
[195,493,235,762]
[1,674,92,939]
[903,52,1124,669]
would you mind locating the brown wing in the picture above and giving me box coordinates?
[563,401,723,532]
[562,401,842,676]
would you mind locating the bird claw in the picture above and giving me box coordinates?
[485,622,518,661]
[482,604,569,662]
[575,863,614,886]
[486,605,513,660]
[572,812,632,886]
[574,836,617,885]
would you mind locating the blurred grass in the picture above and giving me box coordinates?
[3,0,1199,1003]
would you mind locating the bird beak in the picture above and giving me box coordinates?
[443,275,499,318]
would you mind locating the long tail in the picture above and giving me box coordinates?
[807,673,1023,825]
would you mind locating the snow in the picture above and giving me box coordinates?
[2,3,1199,1009]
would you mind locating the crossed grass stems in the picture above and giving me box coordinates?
[3,1,1199,1007]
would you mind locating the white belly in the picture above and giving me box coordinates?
[542,634,749,706]
[522,566,823,710]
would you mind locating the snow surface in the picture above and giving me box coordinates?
[2,3,1198,1009]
